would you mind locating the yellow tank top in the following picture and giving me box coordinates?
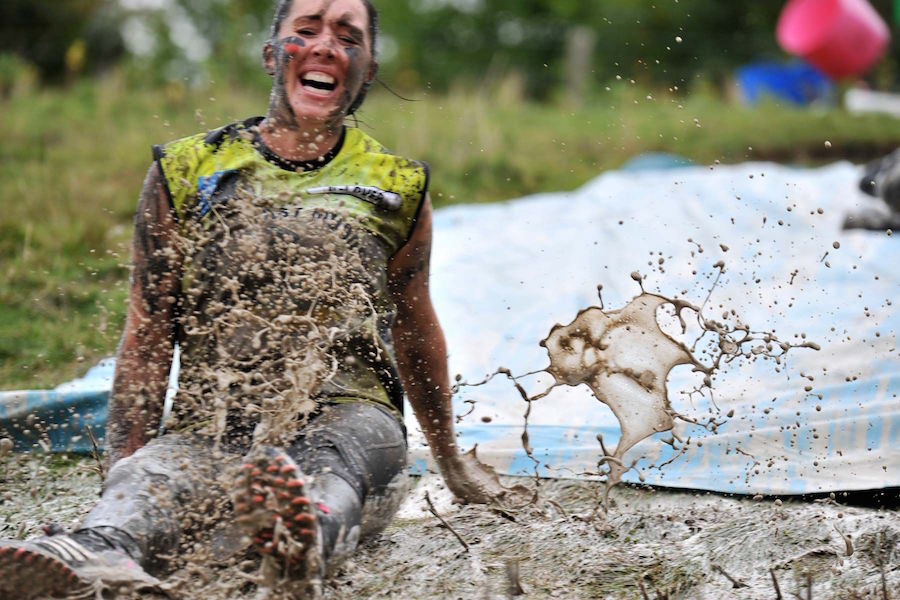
[153,117,428,426]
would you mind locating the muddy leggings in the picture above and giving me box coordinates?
[74,402,408,575]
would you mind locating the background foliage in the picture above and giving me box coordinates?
[2,0,899,95]
[3,0,900,387]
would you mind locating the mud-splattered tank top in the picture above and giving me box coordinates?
[153,117,428,431]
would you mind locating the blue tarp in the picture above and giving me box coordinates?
[417,160,899,495]
[3,160,898,496]
[0,360,112,453]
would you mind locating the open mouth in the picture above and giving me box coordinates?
[299,71,337,95]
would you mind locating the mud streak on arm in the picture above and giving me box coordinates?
[106,163,182,467]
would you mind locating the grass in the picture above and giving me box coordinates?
[3,71,900,388]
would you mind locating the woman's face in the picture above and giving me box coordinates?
[265,0,375,131]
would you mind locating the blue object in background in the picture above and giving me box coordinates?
[621,152,694,172]
[736,61,834,106]
[0,359,112,453]
[0,389,107,453]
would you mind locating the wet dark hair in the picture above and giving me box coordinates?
[268,0,378,115]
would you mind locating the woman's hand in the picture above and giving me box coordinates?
[438,447,531,507]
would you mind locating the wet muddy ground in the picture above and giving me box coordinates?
[1,453,897,599]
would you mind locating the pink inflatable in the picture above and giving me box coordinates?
[777,0,890,79]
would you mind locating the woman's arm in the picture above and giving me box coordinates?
[388,196,519,504]
[105,163,182,466]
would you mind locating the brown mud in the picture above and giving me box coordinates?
[2,261,889,599]
[1,453,897,599]
[3,136,895,598]
[171,183,380,449]
[2,271,870,599]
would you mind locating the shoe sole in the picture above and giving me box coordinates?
[233,448,319,566]
[0,542,91,599]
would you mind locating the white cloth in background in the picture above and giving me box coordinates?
[415,161,899,495]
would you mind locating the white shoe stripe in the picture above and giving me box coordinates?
[61,537,96,562]
[39,537,96,563]
[38,539,76,562]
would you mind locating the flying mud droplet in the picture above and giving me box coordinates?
[630,271,645,292]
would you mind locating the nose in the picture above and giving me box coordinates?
[310,35,337,60]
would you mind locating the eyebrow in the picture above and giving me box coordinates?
[292,12,364,31]
[337,17,365,40]
[292,14,323,26]
[292,12,365,34]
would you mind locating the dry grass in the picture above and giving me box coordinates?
[1,453,897,599]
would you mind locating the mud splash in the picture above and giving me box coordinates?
[123,178,396,598]
[459,267,820,510]
[542,279,818,505]
[172,182,382,449]
[541,292,697,494]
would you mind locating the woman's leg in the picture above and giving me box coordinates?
[77,433,227,574]
[285,402,408,565]
[233,402,407,576]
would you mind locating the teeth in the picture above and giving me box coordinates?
[302,71,335,85]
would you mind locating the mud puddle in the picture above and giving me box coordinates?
[2,452,896,599]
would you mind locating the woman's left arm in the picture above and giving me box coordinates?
[388,196,515,504]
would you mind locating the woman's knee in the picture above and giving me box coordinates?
[104,434,211,492]
[288,402,407,497]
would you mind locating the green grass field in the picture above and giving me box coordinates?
[3,72,900,388]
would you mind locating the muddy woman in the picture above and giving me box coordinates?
[0,1,515,597]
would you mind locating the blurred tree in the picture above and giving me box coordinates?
[173,0,274,83]
[592,1,785,87]
[373,0,788,98]
[377,0,575,98]
[9,0,896,93]
[0,53,38,98]
[0,0,124,82]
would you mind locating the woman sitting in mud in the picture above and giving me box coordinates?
[0,0,512,597]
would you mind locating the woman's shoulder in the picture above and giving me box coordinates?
[154,117,262,160]
[343,127,427,171]
[152,117,262,218]
[340,128,430,210]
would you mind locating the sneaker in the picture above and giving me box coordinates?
[0,534,164,599]
[232,447,324,590]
